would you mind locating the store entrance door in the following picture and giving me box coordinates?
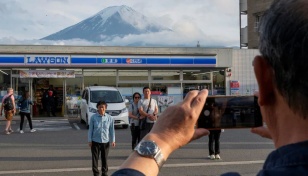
[32,78,65,117]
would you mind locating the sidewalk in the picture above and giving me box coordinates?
[1,114,77,121]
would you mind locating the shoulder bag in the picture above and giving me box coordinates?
[139,98,151,130]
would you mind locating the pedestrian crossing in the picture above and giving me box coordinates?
[24,119,73,131]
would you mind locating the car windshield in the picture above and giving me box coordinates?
[90,90,123,103]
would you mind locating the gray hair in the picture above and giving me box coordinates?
[259,0,308,118]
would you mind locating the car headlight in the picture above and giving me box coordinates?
[121,108,128,113]
[89,107,97,113]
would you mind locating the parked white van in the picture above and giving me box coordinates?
[80,86,129,129]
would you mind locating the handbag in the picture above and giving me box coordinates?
[139,98,151,130]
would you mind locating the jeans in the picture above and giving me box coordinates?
[19,112,33,130]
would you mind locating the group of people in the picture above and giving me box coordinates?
[1,88,36,134]
[128,87,159,150]
[1,85,58,135]
[87,86,159,176]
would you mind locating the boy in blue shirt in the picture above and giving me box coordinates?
[88,101,115,176]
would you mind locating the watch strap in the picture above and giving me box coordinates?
[154,150,165,168]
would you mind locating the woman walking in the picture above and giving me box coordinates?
[19,91,36,133]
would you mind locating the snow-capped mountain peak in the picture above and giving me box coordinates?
[41,5,171,42]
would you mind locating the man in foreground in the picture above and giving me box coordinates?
[112,0,308,175]
[88,101,115,176]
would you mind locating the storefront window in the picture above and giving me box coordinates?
[0,69,11,91]
[213,70,226,95]
[151,70,180,81]
[118,70,148,81]
[83,69,116,86]
[183,70,213,81]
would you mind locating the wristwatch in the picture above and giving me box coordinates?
[134,140,165,168]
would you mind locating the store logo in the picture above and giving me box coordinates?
[26,56,69,64]
[101,58,119,64]
[126,58,142,64]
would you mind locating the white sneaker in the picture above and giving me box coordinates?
[20,130,24,134]
[209,155,215,160]
[30,129,36,133]
[215,154,221,159]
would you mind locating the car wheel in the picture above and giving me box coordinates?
[80,118,85,124]
[122,124,128,129]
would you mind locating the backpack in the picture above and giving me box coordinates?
[3,94,14,111]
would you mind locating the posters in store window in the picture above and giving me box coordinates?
[230,80,240,95]
[20,70,75,78]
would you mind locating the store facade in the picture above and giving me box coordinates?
[0,45,258,117]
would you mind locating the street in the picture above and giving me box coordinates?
[0,117,274,176]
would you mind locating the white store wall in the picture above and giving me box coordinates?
[231,49,259,95]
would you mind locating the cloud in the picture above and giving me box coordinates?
[0,27,238,48]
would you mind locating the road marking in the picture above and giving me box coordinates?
[0,160,265,174]
[30,119,72,131]
[163,160,265,167]
[73,123,80,130]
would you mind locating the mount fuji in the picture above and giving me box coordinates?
[41,5,172,43]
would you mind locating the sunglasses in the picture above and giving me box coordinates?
[134,97,140,99]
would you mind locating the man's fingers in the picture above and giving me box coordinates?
[251,126,272,139]
[182,90,200,105]
[191,128,210,141]
[191,89,208,108]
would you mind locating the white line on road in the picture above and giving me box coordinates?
[0,160,265,175]
[73,123,80,130]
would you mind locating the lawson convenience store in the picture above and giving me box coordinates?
[0,45,255,117]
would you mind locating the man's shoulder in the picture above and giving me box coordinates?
[2,94,11,100]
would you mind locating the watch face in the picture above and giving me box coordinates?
[137,141,158,157]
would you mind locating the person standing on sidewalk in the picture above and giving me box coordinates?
[88,101,115,176]
[18,91,36,134]
[138,87,158,140]
[128,92,142,150]
[0,88,16,135]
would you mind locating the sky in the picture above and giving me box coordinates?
[0,0,246,47]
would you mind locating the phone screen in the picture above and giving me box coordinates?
[197,95,262,129]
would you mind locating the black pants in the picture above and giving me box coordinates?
[19,112,33,130]
[208,130,221,155]
[140,123,154,140]
[91,141,109,176]
[46,103,56,116]
[130,126,140,150]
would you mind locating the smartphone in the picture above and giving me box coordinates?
[197,95,262,129]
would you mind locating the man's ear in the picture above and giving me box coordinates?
[253,55,275,106]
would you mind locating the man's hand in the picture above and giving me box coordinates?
[148,89,210,156]
[88,142,92,147]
